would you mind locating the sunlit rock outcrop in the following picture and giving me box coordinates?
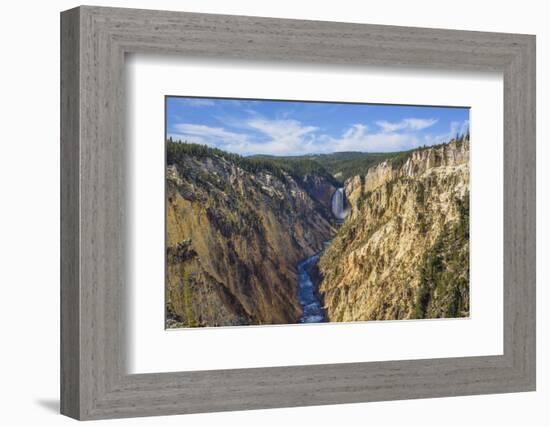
[319,139,470,321]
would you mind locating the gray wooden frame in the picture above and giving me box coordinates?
[60,5,536,420]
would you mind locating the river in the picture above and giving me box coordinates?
[297,187,347,323]
[297,252,326,323]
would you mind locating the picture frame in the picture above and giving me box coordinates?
[60,5,536,420]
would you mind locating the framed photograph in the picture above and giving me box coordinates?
[163,97,472,329]
[61,6,536,420]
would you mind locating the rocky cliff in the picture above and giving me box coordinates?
[166,142,335,328]
[318,139,470,321]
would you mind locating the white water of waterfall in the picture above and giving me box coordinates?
[331,188,349,220]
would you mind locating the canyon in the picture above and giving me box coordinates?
[166,142,336,327]
[166,137,470,328]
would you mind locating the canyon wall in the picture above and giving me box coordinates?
[319,139,470,321]
[166,142,335,328]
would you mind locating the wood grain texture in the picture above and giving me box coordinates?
[60,5,536,420]
[60,7,80,419]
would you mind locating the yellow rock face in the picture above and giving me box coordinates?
[319,139,470,321]
[166,150,335,328]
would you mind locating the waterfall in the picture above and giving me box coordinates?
[331,188,349,220]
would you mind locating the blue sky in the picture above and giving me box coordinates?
[166,97,469,156]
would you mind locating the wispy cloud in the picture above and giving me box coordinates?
[422,119,469,146]
[243,119,317,155]
[170,119,320,156]
[171,98,217,108]
[168,103,467,156]
[321,124,418,153]
[170,123,251,152]
[169,119,421,155]
[376,118,438,133]
[172,123,248,143]
[452,119,470,137]
[248,119,317,140]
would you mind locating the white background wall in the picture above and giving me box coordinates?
[0,0,547,425]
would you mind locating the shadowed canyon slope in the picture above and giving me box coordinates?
[166,142,336,327]
[318,139,470,321]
